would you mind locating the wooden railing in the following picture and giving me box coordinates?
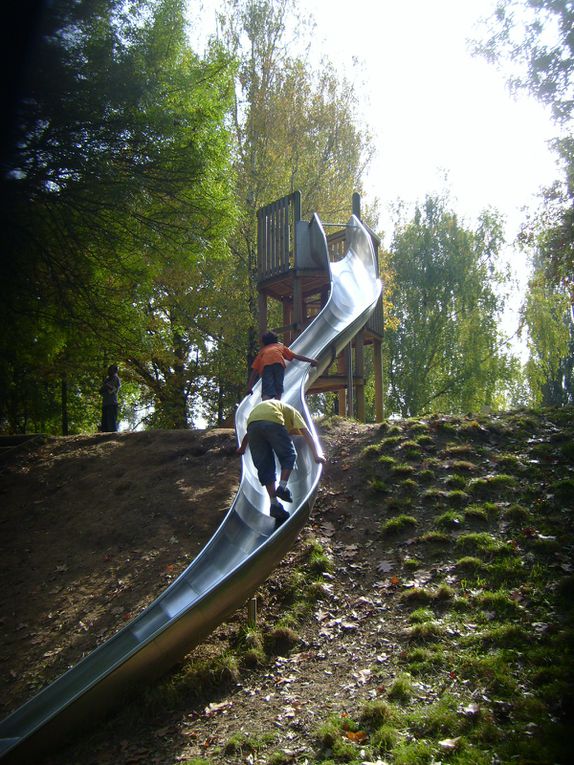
[257,191,301,281]
[256,192,383,340]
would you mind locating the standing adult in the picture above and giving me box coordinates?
[100,364,121,432]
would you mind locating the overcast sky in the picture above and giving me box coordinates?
[302,0,560,242]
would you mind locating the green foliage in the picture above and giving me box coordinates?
[403,646,446,675]
[0,0,238,432]
[315,713,362,760]
[474,2,574,297]
[387,673,414,704]
[384,194,515,417]
[359,699,394,728]
[522,270,574,406]
[435,510,463,529]
[405,693,461,738]
[405,620,445,643]
[391,739,434,765]
[216,0,376,402]
[370,723,399,754]
[474,0,574,124]
[408,607,434,623]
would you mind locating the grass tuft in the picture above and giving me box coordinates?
[388,673,414,704]
[380,514,418,537]
[359,699,394,728]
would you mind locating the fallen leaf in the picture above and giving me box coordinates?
[439,736,461,750]
[343,730,368,742]
[353,668,372,685]
[204,701,232,717]
[376,559,393,573]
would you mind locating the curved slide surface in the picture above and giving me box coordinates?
[0,214,381,762]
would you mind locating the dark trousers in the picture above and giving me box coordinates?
[101,404,118,432]
[261,363,284,398]
[247,420,296,486]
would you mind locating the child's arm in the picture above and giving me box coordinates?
[291,352,319,367]
[295,428,326,463]
[236,432,249,455]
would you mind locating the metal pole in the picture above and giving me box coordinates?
[247,597,257,627]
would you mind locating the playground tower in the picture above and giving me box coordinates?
[256,191,384,421]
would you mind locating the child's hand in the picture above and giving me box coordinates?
[314,454,326,464]
[236,446,246,456]
[310,360,318,367]
[246,389,253,395]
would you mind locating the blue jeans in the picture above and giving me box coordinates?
[247,420,296,486]
[261,363,284,398]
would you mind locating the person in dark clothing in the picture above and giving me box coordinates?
[100,364,121,432]
[246,331,318,400]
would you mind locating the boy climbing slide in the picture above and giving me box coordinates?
[246,331,318,400]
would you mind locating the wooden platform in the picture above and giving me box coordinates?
[256,191,384,421]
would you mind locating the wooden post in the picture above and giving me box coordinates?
[374,338,384,422]
[337,352,346,415]
[258,292,268,339]
[355,330,365,422]
[346,344,354,418]
[283,297,293,345]
[293,272,303,336]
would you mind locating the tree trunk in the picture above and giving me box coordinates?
[61,373,69,435]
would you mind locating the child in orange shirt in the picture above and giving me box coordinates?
[246,331,318,400]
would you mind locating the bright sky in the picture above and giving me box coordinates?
[300,0,559,243]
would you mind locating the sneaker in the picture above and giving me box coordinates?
[270,502,290,522]
[275,485,292,502]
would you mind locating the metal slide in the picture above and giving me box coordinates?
[0,214,381,763]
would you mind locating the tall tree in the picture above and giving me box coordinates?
[522,259,574,405]
[0,0,237,432]
[474,0,574,294]
[384,195,513,417]
[474,0,574,124]
[208,0,376,421]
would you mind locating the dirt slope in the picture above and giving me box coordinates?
[0,429,239,717]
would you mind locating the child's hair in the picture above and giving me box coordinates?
[261,331,279,345]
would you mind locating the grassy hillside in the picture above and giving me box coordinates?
[1,407,573,765]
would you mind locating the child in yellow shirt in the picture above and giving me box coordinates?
[237,399,326,521]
